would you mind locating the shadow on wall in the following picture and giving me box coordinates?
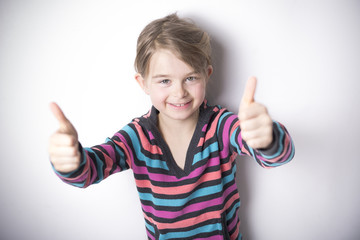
[185,13,252,238]
[205,33,254,239]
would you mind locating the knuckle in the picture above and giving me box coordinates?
[71,147,79,156]
[240,121,247,131]
[69,136,78,146]
[238,111,247,120]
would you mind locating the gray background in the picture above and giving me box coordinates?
[1,0,359,239]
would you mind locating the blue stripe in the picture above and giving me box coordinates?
[259,122,285,158]
[123,125,169,170]
[226,201,241,221]
[192,142,219,165]
[139,164,236,206]
[160,223,223,239]
[230,128,241,154]
[262,142,295,167]
[145,222,155,234]
[216,111,232,134]
[85,148,104,183]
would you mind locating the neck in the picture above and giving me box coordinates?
[158,111,199,137]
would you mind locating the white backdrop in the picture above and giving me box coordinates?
[1,0,359,239]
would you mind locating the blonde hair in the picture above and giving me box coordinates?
[134,13,212,78]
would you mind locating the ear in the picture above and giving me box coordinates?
[135,73,149,95]
[206,65,213,81]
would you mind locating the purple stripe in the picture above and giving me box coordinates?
[89,156,98,184]
[142,182,237,219]
[148,130,155,140]
[116,133,135,167]
[101,144,116,163]
[257,127,292,164]
[220,115,237,159]
[63,155,91,183]
[194,235,223,240]
[146,229,155,240]
[132,156,221,182]
[228,209,239,232]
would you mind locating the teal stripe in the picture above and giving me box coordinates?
[105,138,127,170]
[56,148,88,188]
[216,111,232,134]
[123,125,169,170]
[230,127,241,154]
[70,182,85,187]
[160,223,223,239]
[260,124,295,167]
[55,148,87,178]
[145,221,155,234]
[139,164,236,206]
[262,142,295,167]
[259,122,285,158]
[192,142,219,165]
[226,201,241,221]
[85,148,105,183]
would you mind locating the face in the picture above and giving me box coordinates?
[136,49,212,125]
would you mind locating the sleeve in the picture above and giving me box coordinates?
[53,129,133,188]
[228,113,295,168]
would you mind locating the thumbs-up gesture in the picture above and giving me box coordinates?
[238,77,273,149]
[49,102,81,173]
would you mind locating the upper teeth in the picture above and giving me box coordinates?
[174,103,185,106]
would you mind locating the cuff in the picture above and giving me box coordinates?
[258,122,280,155]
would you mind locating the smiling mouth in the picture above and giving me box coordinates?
[173,103,187,107]
[169,101,191,108]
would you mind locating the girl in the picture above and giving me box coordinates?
[49,13,294,240]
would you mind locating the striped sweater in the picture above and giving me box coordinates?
[55,102,295,240]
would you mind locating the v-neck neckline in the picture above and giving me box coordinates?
[146,102,212,178]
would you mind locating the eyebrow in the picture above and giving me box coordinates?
[152,74,170,79]
[151,71,198,79]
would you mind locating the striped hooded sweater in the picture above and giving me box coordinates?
[55,102,295,240]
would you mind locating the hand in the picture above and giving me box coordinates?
[48,102,81,173]
[238,77,273,149]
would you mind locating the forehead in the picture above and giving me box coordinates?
[148,49,195,77]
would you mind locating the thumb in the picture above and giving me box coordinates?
[50,102,77,135]
[241,76,257,106]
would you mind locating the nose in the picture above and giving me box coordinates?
[172,82,187,98]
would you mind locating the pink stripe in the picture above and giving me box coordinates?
[219,115,238,159]
[134,123,163,154]
[230,220,241,240]
[227,210,238,232]
[202,108,225,144]
[146,229,155,240]
[135,158,233,195]
[59,154,92,184]
[142,183,237,219]
[89,156,98,184]
[258,133,292,163]
[99,144,116,163]
[114,133,135,167]
[93,146,114,179]
[132,156,221,182]
[136,171,221,194]
[152,193,240,230]
[156,210,221,230]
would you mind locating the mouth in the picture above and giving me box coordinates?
[168,101,191,108]
[172,103,187,107]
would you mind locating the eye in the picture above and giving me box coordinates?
[186,76,197,82]
[160,79,170,84]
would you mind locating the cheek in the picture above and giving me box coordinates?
[193,82,206,98]
[149,87,168,103]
